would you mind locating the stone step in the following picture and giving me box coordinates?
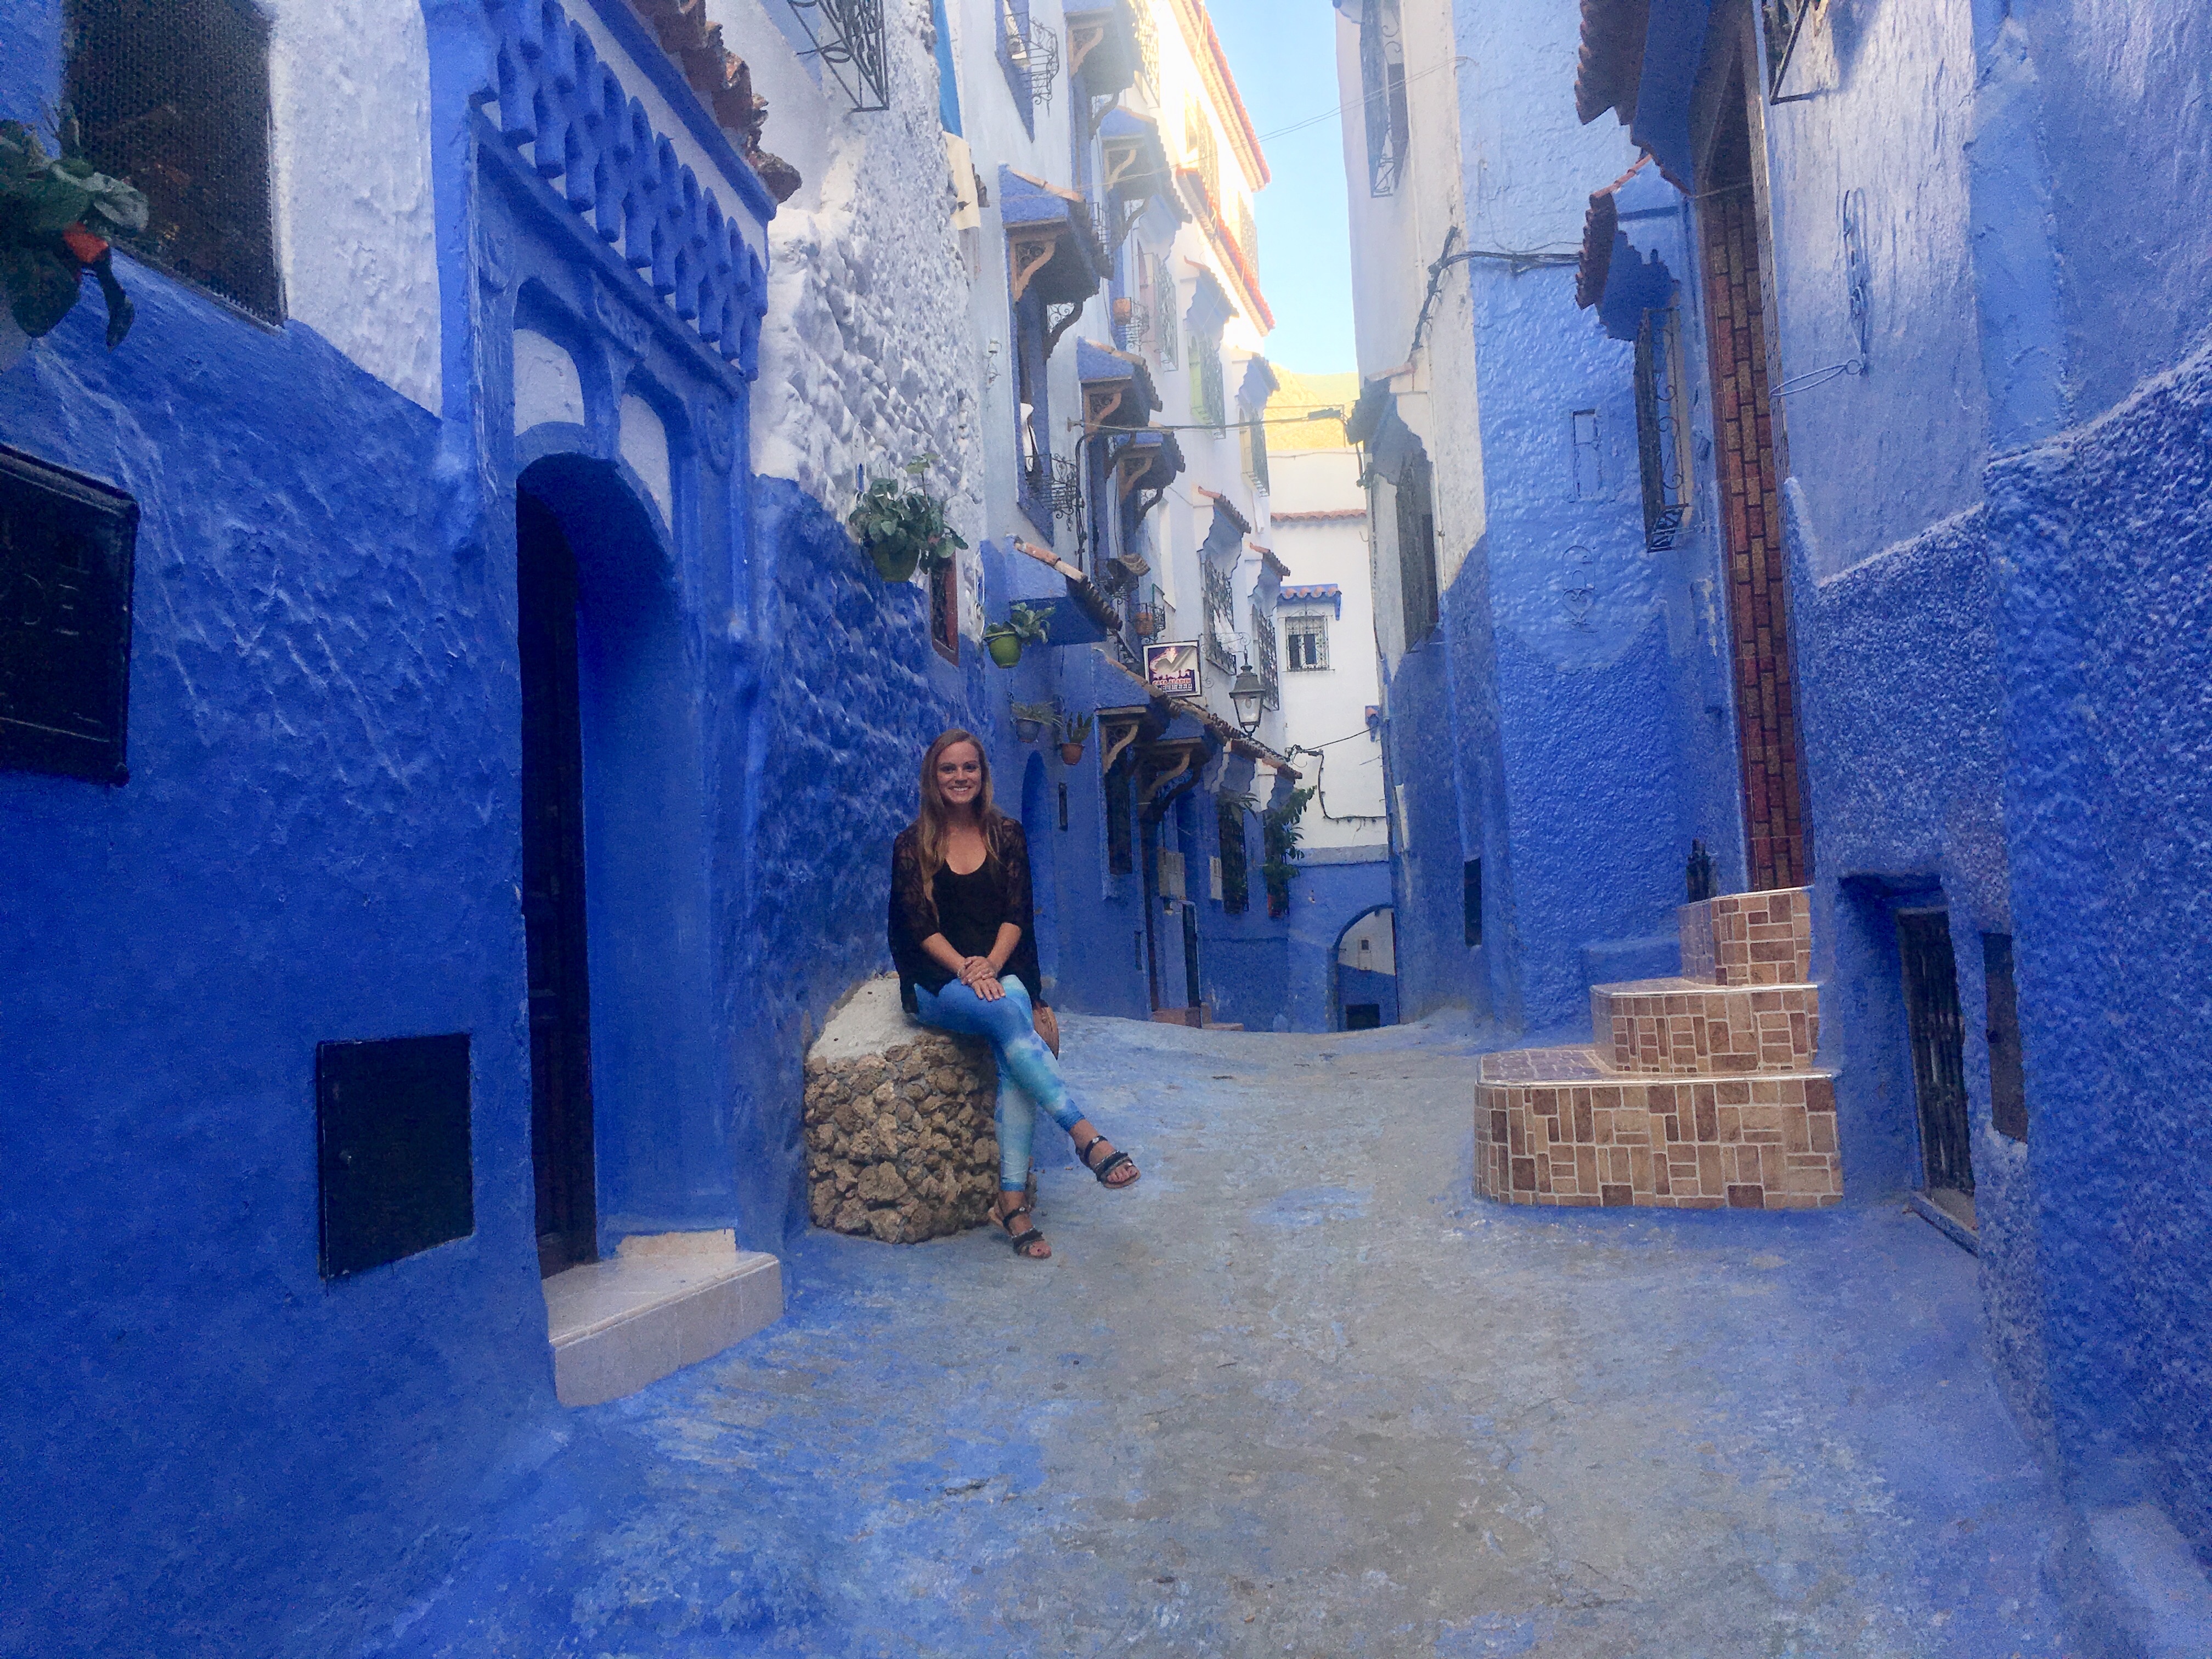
[544,1231,783,1407]
[1475,1045,1841,1211]
[1592,976,1820,1075]
[1679,885,1814,987]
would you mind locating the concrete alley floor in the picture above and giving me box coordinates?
[385,1015,2075,1658]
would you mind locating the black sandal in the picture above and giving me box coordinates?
[991,1198,1051,1259]
[1075,1133,1139,1189]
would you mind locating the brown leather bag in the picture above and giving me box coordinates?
[1032,1003,1060,1057]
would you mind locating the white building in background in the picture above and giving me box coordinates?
[1263,368,1387,857]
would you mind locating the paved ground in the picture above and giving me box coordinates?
[382,1014,2076,1657]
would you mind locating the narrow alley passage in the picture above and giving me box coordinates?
[388,1017,2069,1658]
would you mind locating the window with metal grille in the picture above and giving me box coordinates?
[1201,558,1236,674]
[1193,335,1226,431]
[1238,199,1259,275]
[1285,613,1328,671]
[65,0,282,323]
[1186,98,1220,208]
[1359,0,1409,197]
[1131,4,1158,90]
[1396,450,1440,644]
[1149,253,1179,370]
[1633,306,1692,549]
[1241,411,1270,493]
[997,0,1059,132]
[1250,602,1279,710]
[1012,284,1054,539]
[929,555,959,663]
[1217,795,1250,914]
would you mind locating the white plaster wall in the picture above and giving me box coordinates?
[268,0,441,413]
[514,329,586,431]
[714,0,988,623]
[619,393,674,524]
[1270,444,1387,853]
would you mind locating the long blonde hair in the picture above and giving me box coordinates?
[913,728,1007,885]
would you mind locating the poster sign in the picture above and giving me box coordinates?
[1143,641,1201,699]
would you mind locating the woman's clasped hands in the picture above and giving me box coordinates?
[957,955,1006,1001]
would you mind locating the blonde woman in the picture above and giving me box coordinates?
[887,729,1139,1260]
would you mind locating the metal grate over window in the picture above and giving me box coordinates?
[1359,0,1409,197]
[786,0,891,114]
[65,0,281,323]
[1250,601,1279,710]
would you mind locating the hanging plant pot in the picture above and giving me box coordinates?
[1059,741,1086,765]
[984,629,1024,668]
[866,540,922,583]
[1013,716,1047,742]
[847,459,967,584]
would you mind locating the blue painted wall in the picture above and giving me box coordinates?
[1990,340,2212,1558]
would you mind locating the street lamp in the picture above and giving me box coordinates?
[1229,665,1265,735]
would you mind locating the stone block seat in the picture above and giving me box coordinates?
[804,975,1002,1244]
[1476,888,1842,1210]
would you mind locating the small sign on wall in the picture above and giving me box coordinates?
[0,445,138,785]
[1143,640,1201,699]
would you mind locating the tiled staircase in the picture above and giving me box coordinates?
[1475,889,1842,1210]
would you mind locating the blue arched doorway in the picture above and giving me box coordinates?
[516,453,715,1272]
[1334,905,1400,1031]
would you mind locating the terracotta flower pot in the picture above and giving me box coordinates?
[1059,742,1085,765]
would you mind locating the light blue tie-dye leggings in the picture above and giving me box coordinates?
[913,974,1086,1193]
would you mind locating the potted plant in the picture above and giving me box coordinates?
[846,455,967,583]
[1058,710,1094,765]
[1010,701,1056,743]
[1254,786,1314,919]
[0,115,145,357]
[982,601,1053,668]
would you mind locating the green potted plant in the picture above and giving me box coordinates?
[1057,710,1094,765]
[846,455,967,583]
[0,114,145,354]
[983,601,1053,668]
[1250,786,1314,919]
[1010,700,1056,743]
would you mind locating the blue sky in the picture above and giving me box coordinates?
[1206,0,1357,375]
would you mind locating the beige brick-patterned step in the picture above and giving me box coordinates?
[1475,1046,1841,1211]
[1679,887,1814,987]
[1592,977,1820,1075]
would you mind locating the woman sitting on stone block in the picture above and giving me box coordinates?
[888,728,1139,1259]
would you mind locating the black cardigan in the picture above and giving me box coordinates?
[887,818,1046,1011]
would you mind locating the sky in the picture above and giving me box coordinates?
[1204,0,1358,375]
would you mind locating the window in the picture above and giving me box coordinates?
[1217,796,1250,914]
[1570,409,1603,499]
[1633,307,1692,549]
[65,0,283,321]
[1202,557,1237,673]
[1984,934,2028,1141]
[1241,411,1271,493]
[1285,613,1329,671]
[1186,97,1220,207]
[1105,750,1134,873]
[1463,857,1483,946]
[1131,4,1159,89]
[1192,335,1226,431]
[1013,285,1054,538]
[1359,0,1409,197]
[1396,450,1440,644]
[1149,253,1179,369]
[929,555,959,663]
[997,0,1059,133]
[1250,602,1279,710]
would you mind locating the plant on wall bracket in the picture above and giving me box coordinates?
[983,600,1054,668]
[0,113,145,349]
[848,455,968,583]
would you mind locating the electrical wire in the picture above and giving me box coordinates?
[1254,58,1473,144]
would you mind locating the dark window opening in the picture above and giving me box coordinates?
[1898,909,1974,1207]
[1634,306,1691,550]
[1344,1003,1383,1031]
[1396,450,1440,644]
[1285,614,1328,671]
[1463,856,1482,946]
[1983,933,2028,1142]
[1192,333,1226,431]
[1013,285,1054,540]
[1105,751,1134,874]
[929,555,960,663]
[1217,795,1250,915]
[1570,409,1602,499]
[1359,0,1408,196]
[65,0,283,323]
[316,1034,475,1280]
[1057,780,1069,832]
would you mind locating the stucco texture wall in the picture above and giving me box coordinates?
[1991,335,2212,1561]
[0,276,546,1656]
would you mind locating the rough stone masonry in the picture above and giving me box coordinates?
[803,975,1000,1243]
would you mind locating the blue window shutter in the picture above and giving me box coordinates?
[933,0,962,134]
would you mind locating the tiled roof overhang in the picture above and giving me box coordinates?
[1079,338,1164,412]
[618,0,800,201]
[1196,486,1252,538]
[1577,189,1620,309]
[1064,2,1141,98]
[1099,109,1172,205]
[1575,0,1654,126]
[1280,583,1343,617]
[1166,0,1271,188]
[1111,428,1186,492]
[1000,167,1110,307]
